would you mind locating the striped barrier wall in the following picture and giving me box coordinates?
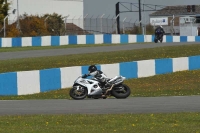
[0,55,200,96]
[0,35,200,47]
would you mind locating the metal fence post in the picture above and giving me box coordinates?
[115,14,120,34]
[44,16,50,28]
[4,15,9,37]
[106,15,110,33]
[72,16,76,34]
[123,17,127,34]
[78,15,82,29]
[100,14,105,33]
[128,18,132,28]
[170,15,175,36]
[16,0,20,31]
[96,15,100,33]
[64,15,70,35]
[90,15,93,33]
[83,14,88,34]
[112,16,115,33]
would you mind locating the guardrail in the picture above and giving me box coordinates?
[0,34,200,47]
[0,55,200,96]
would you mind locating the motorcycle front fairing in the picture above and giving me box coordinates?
[73,76,102,95]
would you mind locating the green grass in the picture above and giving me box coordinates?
[1,44,200,133]
[1,69,200,100]
[1,44,200,73]
[0,113,200,133]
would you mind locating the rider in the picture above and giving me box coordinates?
[82,65,109,87]
[87,65,108,87]
[155,25,165,39]
[82,65,109,97]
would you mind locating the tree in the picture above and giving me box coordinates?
[6,13,66,37]
[145,24,155,35]
[0,2,66,37]
[6,24,20,37]
[125,24,154,35]
[0,0,10,37]
[6,13,50,37]
[0,0,9,25]
[125,24,142,34]
[44,13,64,36]
[20,14,49,36]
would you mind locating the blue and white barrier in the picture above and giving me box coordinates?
[0,55,200,96]
[0,34,200,47]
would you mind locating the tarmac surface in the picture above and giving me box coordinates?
[0,42,200,115]
[0,96,200,115]
[0,42,199,60]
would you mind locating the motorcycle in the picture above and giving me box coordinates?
[154,34,163,43]
[69,74,131,100]
[154,31,163,43]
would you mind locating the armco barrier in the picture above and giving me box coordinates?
[0,55,200,96]
[0,34,200,47]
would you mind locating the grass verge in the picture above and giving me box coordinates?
[1,44,200,133]
[0,44,200,73]
[0,113,200,133]
[0,69,200,100]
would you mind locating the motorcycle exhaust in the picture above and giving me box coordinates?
[102,84,114,97]
[113,81,123,85]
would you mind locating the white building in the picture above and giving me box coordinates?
[149,5,200,36]
[7,0,84,27]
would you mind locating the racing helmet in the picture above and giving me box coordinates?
[88,65,98,76]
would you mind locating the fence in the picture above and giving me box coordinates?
[65,16,135,35]
[3,14,200,37]
[1,15,138,37]
[42,17,200,36]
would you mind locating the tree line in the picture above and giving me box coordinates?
[4,13,64,37]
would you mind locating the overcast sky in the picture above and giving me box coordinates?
[84,0,200,24]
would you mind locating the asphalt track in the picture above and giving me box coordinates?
[0,42,200,60]
[0,42,200,115]
[0,96,200,115]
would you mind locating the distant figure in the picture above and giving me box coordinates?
[154,25,165,43]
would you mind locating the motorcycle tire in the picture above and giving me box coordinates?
[69,87,88,100]
[154,38,158,43]
[111,84,131,99]
[160,38,163,43]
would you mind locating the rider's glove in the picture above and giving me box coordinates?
[82,74,89,78]
[82,74,88,78]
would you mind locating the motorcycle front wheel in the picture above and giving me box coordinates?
[111,84,131,99]
[69,86,88,100]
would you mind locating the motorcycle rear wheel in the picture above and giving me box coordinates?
[69,87,88,100]
[154,38,158,43]
[160,38,163,43]
[111,84,131,99]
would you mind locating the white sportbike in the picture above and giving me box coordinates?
[69,74,131,100]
